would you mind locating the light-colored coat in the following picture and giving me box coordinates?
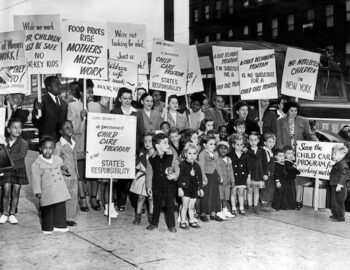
[67,100,85,160]
[54,140,79,181]
[32,155,70,207]
[164,111,189,131]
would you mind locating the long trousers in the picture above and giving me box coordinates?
[40,201,67,231]
[151,187,176,229]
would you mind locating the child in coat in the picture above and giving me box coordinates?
[0,119,28,225]
[329,145,350,222]
[216,141,235,219]
[146,133,179,232]
[272,148,288,211]
[32,136,71,234]
[284,145,300,210]
[54,120,79,226]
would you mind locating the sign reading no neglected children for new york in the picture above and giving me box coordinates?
[13,14,61,74]
[238,49,278,100]
[61,19,107,80]
[86,113,136,179]
[150,39,189,95]
[296,141,342,180]
[0,31,28,95]
[212,46,241,96]
[281,47,320,101]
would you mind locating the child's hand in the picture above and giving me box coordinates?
[246,178,251,186]
[198,189,204,197]
[147,188,153,198]
[61,165,70,176]
[219,178,223,184]
[203,177,208,187]
[276,182,281,188]
[263,175,268,181]
[336,184,343,192]
[243,147,248,153]
[36,193,42,199]
[80,109,88,119]
[167,173,177,181]
[178,188,184,197]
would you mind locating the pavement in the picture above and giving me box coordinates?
[1,196,350,270]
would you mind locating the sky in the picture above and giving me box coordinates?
[0,0,189,49]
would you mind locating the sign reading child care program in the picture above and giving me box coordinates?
[238,49,278,100]
[86,113,136,179]
[61,19,107,80]
[108,23,148,74]
[13,14,61,74]
[296,141,342,180]
[0,31,28,94]
[150,39,189,95]
[213,46,241,96]
[281,48,320,100]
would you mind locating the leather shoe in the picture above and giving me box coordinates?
[199,215,209,222]
[66,221,77,226]
[146,224,158,230]
[168,227,177,232]
[210,215,224,221]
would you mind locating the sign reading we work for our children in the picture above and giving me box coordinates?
[281,48,320,100]
[86,113,136,179]
[296,141,343,180]
[61,19,107,80]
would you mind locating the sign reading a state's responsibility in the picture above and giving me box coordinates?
[61,19,107,80]
[296,141,342,180]
[238,49,278,100]
[86,113,136,179]
[150,39,189,95]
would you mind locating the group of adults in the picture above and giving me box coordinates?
[28,75,317,212]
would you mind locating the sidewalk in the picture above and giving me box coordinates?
[1,196,350,270]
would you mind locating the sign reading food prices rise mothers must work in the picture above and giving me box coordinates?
[13,14,61,74]
[86,113,136,179]
[150,39,189,95]
[61,19,108,80]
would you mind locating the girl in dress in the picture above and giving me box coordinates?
[130,132,154,225]
[0,119,28,225]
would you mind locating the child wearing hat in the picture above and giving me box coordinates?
[216,141,235,219]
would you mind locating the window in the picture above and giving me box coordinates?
[193,8,199,22]
[216,32,221,41]
[204,5,210,20]
[307,9,314,23]
[257,22,263,36]
[326,5,334,27]
[216,1,221,19]
[347,1,350,21]
[228,29,233,39]
[287,14,294,31]
[205,35,210,42]
[271,18,278,38]
[228,0,234,14]
[346,42,350,67]
[243,25,249,36]
[256,0,263,6]
[243,0,249,8]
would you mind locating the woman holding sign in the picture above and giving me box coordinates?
[276,100,317,209]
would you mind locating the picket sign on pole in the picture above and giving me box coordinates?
[37,74,42,118]
[229,96,234,119]
[258,100,263,134]
[83,79,87,110]
[313,178,320,211]
[109,98,114,111]
[108,178,113,225]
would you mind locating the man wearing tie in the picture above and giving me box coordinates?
[32,76,67,141]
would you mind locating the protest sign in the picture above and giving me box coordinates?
[281,48,320,100]
[61,19,107,80]
[13,15,61,74]
[137,74,148,92]
[296,141,342,180]
[86,112,136,179]
[212,46,241,96]
[0,31,28,95]
[186,45,204,95]
[150,39,189,95]
[238,49,278,100]
[92,80,118,98]
[108,22,148,74]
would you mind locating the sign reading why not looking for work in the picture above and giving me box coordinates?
[61,19,107,80]
[296,141,342,180]
[212,46,241,96]
[186,45,204,95]
[238,49,278,100]
[108,22,148,74]
[281,48,320,101]
[13,14,61,74]
[0,31,28,95]
[86,113,136,179]
[150,39,189,95]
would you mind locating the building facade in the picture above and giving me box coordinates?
[189,0,350,80]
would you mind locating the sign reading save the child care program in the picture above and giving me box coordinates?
[86,113,136,179]
[13,14,61,74]
[238,49,278,100]
[108,22,148,74]
[61,19,107,80]
[212,46,241,96]
[296,141,342,180]
[281,48,320,101]
[150,39,189,95]
[0,31,28,95]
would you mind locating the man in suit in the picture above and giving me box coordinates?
[204,95,230,130]
[32,76,67,141]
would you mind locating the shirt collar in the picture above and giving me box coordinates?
[48,92,59,103]
[121,106,137,115]
[60,136,76,150]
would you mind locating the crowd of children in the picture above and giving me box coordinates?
[0,91,349,235]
